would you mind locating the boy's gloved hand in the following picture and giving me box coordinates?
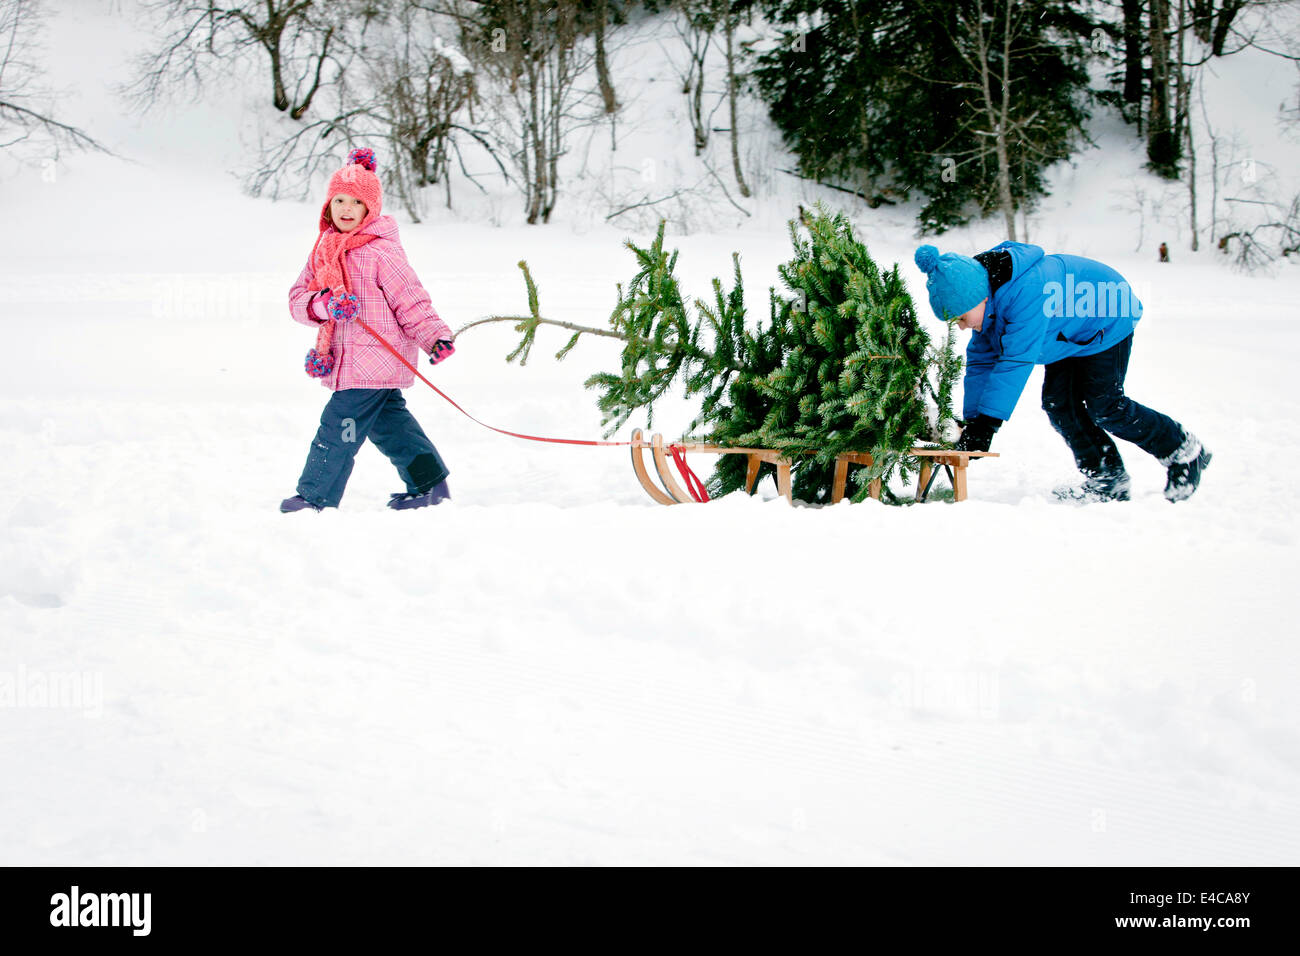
[956,414,1002,453]
[428,339,455,365]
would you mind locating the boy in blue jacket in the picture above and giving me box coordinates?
[914,242,1211,502]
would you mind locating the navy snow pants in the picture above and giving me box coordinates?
[296,388,449,508]
[1040,332,1185,480]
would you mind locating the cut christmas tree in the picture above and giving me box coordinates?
[464,201,964,504]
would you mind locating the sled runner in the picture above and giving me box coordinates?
[629,429,998,505]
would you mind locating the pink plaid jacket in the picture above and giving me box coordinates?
[289,215,454,390]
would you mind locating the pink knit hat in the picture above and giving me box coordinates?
[307,148,385,299]
[318,147,383,231]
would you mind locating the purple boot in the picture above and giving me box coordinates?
[280,494,324,513]
[387,480,451,510]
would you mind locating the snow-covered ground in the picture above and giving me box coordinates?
[2,1,1298,865]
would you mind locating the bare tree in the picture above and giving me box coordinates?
[126,0,372,119]
[243,106,366,201]
[1217,0,1300,61]
[1189,0,1249,56]
[942,0,1043,240]
[245,2,509,219]
[1147,1,1281,179]
[1161,0,1297,245]
[365,4,482,218]
[1219,193,1300,269]
[594,163,747,233]
[476,0,600,223]
[663,0,751,192]
[667,0,723,155]
[0,0,111,156]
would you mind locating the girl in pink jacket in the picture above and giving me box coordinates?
[280,149,456,512]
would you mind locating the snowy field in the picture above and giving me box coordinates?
[2,2,1298,865]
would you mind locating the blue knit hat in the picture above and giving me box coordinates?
[914,245,990,320]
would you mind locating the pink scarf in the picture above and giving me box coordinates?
[303,215,381,376]
[308,214,381,297]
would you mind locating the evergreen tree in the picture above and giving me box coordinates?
[585,223,711,433]
[694,205,960,501]
[752,0,1094,233]
[486,202,963,504]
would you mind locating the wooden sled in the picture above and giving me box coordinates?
[629,428,998,505]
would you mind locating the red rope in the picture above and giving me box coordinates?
[669,444,711,502]
[355,319,630,447]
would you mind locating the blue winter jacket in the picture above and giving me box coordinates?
[963,242,1142,421]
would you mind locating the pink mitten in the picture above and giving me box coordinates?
[428,339,455,365]
[310,293,331,323]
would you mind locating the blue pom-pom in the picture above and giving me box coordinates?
[914,244,940,274]
[347,148,377,172]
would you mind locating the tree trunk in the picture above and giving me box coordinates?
[996,129,1015,240]
[1187,107,1199,251]
[1202,82,1219,246]
[545,33,562,222]
[1190,0,1213,42]
[527,48,543,224]
[996,14,1016,242]
[594,0,618,113]
[691,49,707,153]
[1122,0,1143,105]
[971,0,1017,239]
[845,0,874,202]
[269,42,289,112]
[1147,0,1179,176]
[1173,0,1189,160]
[1211,0,1245,57]
[723,2,751,197]
[1184,8,1199,254]
[679,3,710,155]
[290,27,333,120]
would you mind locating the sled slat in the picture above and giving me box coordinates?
[630,428,676,506]
[651,433,695,504]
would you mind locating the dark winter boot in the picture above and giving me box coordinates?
[387,480,451,511]
[1052,470,1132,504]
[1160,433,1212,503]
[280,494,323,513]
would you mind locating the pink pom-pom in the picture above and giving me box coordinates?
[329,292,359,322]
[347,148,377,172]
[305,349,334,378]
